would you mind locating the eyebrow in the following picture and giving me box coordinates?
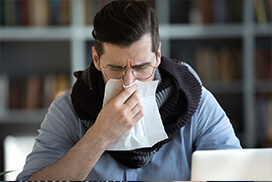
[132,62,151,68]
[107,64,124,68]
[107,61,151,68]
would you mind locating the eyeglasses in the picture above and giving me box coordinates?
[101,62,157,80]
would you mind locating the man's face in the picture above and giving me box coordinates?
[92,33,161,86]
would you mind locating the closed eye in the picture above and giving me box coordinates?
[108,65,125,72]
[132,63,150,70]
[133,65,149,72]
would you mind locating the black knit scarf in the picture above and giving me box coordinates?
[71,56,202,168]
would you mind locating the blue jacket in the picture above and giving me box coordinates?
[17,85,241,181]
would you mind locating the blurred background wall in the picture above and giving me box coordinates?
[0,0,271,180]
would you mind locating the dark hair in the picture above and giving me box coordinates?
[92,0,159,57]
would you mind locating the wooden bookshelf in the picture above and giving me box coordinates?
[161,0,272,149]
[0,40,71,117]
[0,0,272,164]
[254,35,272,147]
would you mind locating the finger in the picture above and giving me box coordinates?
[131,104,144,121]
[132,106,144,125]
[113,84,138,104]
[124,90,141,109]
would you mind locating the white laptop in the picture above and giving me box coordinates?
[191,148,272,181]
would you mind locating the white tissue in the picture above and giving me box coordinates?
[103,79,168,151]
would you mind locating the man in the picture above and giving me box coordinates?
[17,0,241,181]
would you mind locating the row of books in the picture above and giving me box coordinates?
[0,0,70,26]
[254,0,272,24]
[1,0,271,27]
[256,94,272,147]
[193,46,242,81]
[84,0,155,25]
[255,45,272,80]
[0,74,70,111]
[85,0,272,25]
[170,0,242,24]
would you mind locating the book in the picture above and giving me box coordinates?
[213,0,225,23]
[5,74,70,110]
[48,0,70,26]
[264,0,271,22]
[43,74,70,106]
[255,39,272,80]
[195,47,207,80]
[43,74,56,108]
[0,75,9,115]
[266,95,272,142]
[3,0,16,26]
[0,0,6,25]
[30,0,49,26]
[54,74,70,99]
[20,0,30,26]
[198,0,213,24]
[254,0,267,24]
[189,3,202,24]
[48,0,61,25]
[257,94,267,143]
[170,0,190,23]
[9,78,20,109]
[25,76,43,109]
[267,0,272,22]
[59,0,70,25]
[256,94,272,147]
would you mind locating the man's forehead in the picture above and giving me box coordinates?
[102,34,152,53]
[100,35,154,65]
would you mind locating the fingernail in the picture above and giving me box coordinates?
[123,82,136,89]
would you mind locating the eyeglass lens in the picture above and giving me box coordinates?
[104,65,155,80]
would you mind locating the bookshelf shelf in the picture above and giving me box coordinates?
[255,24,272,35]
[0,24,254,41]
[0,0,272,151]
[160,24,244,39]
[0,109,47,123]
[0,24,270,41]
[0,27,73,40]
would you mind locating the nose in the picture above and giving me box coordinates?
[122,68,136,87]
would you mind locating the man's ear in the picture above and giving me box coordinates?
[92,46,101,71]
[156,42,162,66]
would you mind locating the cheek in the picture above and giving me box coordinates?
[100,71,109,84]
[141,74,155,82]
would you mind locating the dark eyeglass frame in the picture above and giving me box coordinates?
[101,63,157,80]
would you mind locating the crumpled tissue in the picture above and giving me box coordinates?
[103,79,168,151]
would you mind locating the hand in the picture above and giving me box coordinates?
[92,81,144,146]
